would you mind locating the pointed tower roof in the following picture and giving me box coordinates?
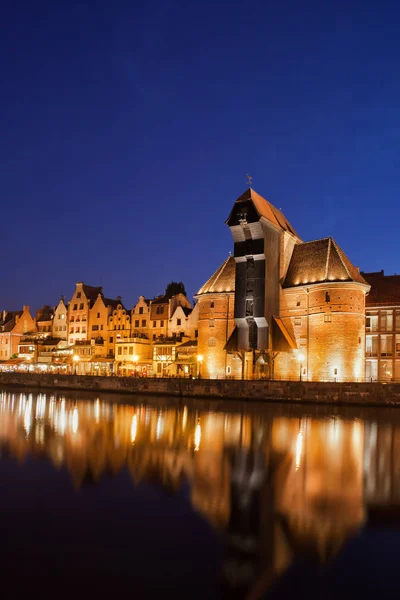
[195,256,236,296]
[226,188,300,238]
[283,237,369,288]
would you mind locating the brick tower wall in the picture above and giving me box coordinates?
[275,284,366,381]
[197,293,238,379]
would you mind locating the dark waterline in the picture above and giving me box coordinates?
[1,387,400,599]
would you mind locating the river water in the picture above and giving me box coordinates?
[0,388,399,599]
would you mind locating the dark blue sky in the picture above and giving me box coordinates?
[2,0,400,310]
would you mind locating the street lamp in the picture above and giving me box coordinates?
[197,354,203,379]
[297,352,305,382]
[133,354,139,376]
[73,354,80,375]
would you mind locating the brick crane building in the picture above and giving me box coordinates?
[197,188,370,381]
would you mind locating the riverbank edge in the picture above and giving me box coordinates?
[1,372,400,407]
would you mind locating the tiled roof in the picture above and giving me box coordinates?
[151,295,169,305]
[362,271,400,306]
[0,311,22,332]
[37,313,53,322]
[103,297,124,310]
[178,339,198,349]
[82,284,103,301]
[283,238,368,288]
[226,188,300,238]
[196,256,236,296]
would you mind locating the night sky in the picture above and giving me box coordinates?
[2,0,400,311]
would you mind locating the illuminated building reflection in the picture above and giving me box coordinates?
[0,390,399,595]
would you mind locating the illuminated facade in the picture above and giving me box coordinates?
[52,297,68,340]
[195,257,242,379]
[0,306,36,360]
[107,300,131,358]
[67,282,102,345]
[362,271,400,381]
[197,188,370,381]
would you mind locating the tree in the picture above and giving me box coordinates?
[165,281,187,299]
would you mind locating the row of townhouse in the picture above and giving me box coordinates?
[2,268,400,381]
[0,282,200,377]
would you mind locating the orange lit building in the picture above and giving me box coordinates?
[0,306,37,361]
[67,282,103,345]
[197,188,371,381]
[362,270,400,381]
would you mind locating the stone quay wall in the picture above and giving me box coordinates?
[1,373,400,406]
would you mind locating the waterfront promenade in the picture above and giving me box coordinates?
[1,372,400,406]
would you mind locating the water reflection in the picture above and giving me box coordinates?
[0,390,399,597]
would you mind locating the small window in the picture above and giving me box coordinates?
[153,334,156,341]
[325,292,330,303]
[76,292,81,299]
[208,337,216,347]
[210,301,214,309]
[135,320,139,327]
[195,329,198,338]
[324,315,331,323]
[118,347,122,356]
[109,337,113,343]
[160,320,164,327]
[296,296,301,307]
[92,325,99,331]
[177,319,181,326]
[79,303,84,310]
[245,298,253,316]
[294,317,301,326]
[73,304,77,310]
[209,319,215,328]
[70,327,74,333]
[139,307,144,315]
[100,324,103,330]
[153,321,156,327]
[142,319,146,327]
[97,312,100,318]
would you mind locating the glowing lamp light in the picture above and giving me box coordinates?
[73,355,80,363]
[132,354,139,363]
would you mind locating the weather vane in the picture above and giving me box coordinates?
[246,173,252,188]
